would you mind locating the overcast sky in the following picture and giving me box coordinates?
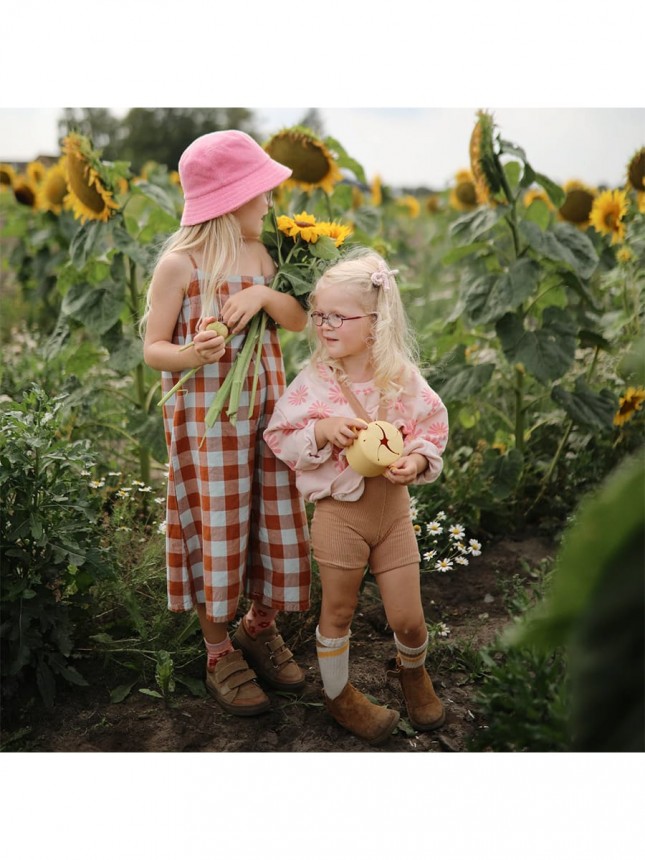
[1,107,643,190]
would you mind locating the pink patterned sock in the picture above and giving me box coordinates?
[204,636,234,671]
[243,602,278,637]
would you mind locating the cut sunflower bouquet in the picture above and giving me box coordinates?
[158,208,353,434]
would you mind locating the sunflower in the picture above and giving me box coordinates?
[449,169,478,211]
[26,160,47,185]
[469,110,503,206]
[523,187,553,209]
[425,194,441,214]
[396,195,421,218]
[626,147,644,193]
[558,180,596,229]
[277,211,321,243]
[616,246,633,264]
[62,132,119,223]
[264,127,343,195]
[12,174,38,208]
[317,220,353,247]
[370,174,383,207]
[613,386,645,426]
[37,160,68,214]
[0,163,16,189]
[589,189,629,245]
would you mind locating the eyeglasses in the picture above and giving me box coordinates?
[310,311,376,329]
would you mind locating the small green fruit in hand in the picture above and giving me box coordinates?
[207,321,229,337]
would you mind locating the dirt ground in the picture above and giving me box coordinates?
[2,534,555,753]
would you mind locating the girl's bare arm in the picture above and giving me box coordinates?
[143,253,226,372]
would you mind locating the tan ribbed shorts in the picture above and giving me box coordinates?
[310,476,420,574]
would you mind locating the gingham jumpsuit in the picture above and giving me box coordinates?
[161,263,311,623]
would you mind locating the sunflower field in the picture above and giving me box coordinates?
[1,114,643,752]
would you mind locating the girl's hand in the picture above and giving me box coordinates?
[192,316,226,365]
[220,285,268,334]
[316,416,368,449]
[385,454,428,485]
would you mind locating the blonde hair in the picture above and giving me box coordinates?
[140,214,242,334]
[309,247,419,399]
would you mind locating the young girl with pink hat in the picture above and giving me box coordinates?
[143,130,311,716]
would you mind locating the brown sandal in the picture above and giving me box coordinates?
[205,649,270,716]
[232,620,306,691]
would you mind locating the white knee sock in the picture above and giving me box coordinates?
[394,632,428,669]
[316,625,350,700]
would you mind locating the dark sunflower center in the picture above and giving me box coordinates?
[14,185,35,206]
[560,189,594,223]
[456,181,477,205]
[267,137,330,183]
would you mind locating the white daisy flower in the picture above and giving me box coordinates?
[437,622,451,638]
[436,511,447,521]
[137,486,153,493]
[457,542,468,553]
[427,521,442,536]
[423,550,437,562]
[435,559,454,572]
[157,521,167,535]
[80,469,92,477]
[469,539,482,556]
[154,497,165,505]
[456,556,469,566]
[449,524,465,540]
[89,480,105,489]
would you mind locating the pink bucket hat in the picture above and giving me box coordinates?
[178,130,292,226]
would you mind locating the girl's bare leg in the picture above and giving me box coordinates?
[317,564,365,638]
[194,603,229,644]
[375,563,427,647]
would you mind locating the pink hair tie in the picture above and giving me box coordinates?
[370,265,399,291]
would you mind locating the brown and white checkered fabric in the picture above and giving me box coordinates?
[161,269,311,623]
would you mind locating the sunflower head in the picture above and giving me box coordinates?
[277,211,321,243]
[425,194,441,214]
[0,163,17,189]
[523,187,553,209]
[62,132,119,224]
[12,175,38,208]
[370,175,383,207]
[616,246,633,265]
[626,147,645,192]
[613,386,645,426]
[558,180,596,228]
[264,127,342,195]
[317,220,353,247]
[26,160,47,185]
[589,189,629,245]
[469,110,503,206]
[450,169,478,211]
[396,195,421,218]
[37,160,69,214]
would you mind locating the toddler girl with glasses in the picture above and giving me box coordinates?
[264,247,449,744]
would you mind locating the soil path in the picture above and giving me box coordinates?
[3,535,554,753]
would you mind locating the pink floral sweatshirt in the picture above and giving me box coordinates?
[264,362,449,502]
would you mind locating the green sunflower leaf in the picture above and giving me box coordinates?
[496,307,576,384]
[551,376,618,430]
[520,221,598,279]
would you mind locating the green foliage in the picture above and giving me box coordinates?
[504,448,645,751]
[0,387,112,707]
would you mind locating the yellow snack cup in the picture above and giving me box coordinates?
[346,421,404,477]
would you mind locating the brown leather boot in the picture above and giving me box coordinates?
[388,656,445,731]
[232,619,306,691]
[324,683,400,745]
[205,649,271,716]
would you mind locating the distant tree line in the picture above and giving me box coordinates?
[57,108,262,172]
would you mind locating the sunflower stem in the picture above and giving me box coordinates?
[225,314,264,426]
[248,313,268,418]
